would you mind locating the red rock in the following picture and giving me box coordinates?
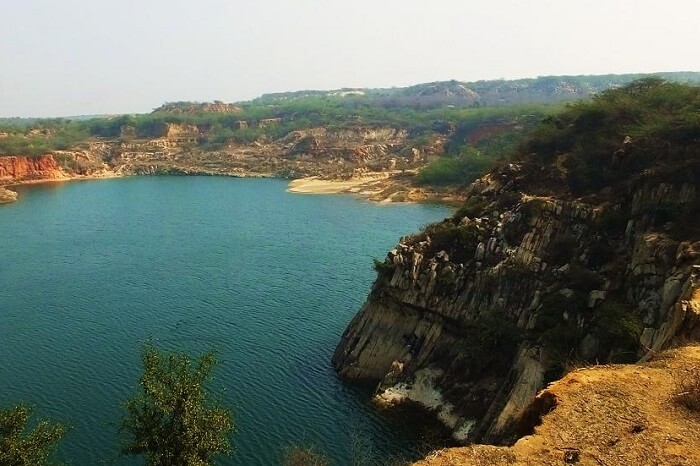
[0,155,63,182]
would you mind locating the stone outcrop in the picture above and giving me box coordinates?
[0,155,64,182]
[0,186,18,203]
[333,159,700,444]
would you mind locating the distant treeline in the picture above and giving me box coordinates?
[2,72,697,161]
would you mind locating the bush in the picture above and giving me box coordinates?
[517,79,700,195]
[593,300,643,350]
[373,258,395,276]
[548,234,578,266]
[452,195,489,220]
[415,147,494,186]
[420,221,479,263]
[567,265,603,292]
[120,345,234,466]
[282,445,330,466]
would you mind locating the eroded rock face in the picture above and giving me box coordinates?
[333,161,700,444]
[0,155,64,182]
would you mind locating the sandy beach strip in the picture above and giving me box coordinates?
[287,174,390,195]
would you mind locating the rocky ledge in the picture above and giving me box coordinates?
[333,82,700,448]
[333,159,700,444]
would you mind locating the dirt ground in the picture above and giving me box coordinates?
[413,345,700,466]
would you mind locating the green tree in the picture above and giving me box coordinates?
[0,404,66,466]
[120,344,234,466]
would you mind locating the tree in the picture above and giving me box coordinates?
[0,404,66,466]
[281,445,330,466]
[120,344,234,466]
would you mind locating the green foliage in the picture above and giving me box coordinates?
[598,209,628,236]
[567,265,603,292]
[120,345,234,466]
[415,147,494,186]
[593,300,643,350]
[519,79,700,194]
[0,123,88,156]
[0,404,66,466]
[452,195,490,220]
[535,291,587,365]
[548,234,578,266]
[473,310,519,351]
[540,321,582,365]
[535,291,587,332]
[372,258,395,277]
[420,220,479,263]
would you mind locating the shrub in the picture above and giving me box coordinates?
[548,234,578,266]
[120,345,234,466]
[415,147,494,186]
[421,221,479,263]
[567,265,603,292]
[593,300,643,350]
[452,195,489,220]
[282,445,330,466]
[373,258,395,277]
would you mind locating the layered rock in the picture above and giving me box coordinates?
[0,155,65,182]
[333,160,700,444]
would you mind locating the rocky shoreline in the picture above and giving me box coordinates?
[0,153,464,206]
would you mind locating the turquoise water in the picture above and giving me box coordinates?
[0,177,450,465]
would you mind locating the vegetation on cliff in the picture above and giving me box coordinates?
[522,77,700,195]
[333,78,700,447]
[2,73,698,177]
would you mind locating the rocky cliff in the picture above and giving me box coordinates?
[0,155,65,183]
[333,80,700,445]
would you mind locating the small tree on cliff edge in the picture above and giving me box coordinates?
[120,344,234,466]
[0,404,66,465]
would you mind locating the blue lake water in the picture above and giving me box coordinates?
[0,177,450,465]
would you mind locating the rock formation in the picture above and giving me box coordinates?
[0,155,65,182]
[333,81,700,445]
[334,161,699,443]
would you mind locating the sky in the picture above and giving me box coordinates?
[1,0,698,117]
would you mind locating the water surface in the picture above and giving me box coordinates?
[0,177,450,465]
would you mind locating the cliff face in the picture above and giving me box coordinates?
[0,155,64,182]
[333,161,700,443]
[334,81,700,444]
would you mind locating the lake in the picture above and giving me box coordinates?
[0,177,450,465]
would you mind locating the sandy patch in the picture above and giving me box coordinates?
[287,173,391,195]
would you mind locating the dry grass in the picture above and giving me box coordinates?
[413,345,700,466]
[673,363,700,412]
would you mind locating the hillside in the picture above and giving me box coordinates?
[1,73,698,205]
[333,79,700,455]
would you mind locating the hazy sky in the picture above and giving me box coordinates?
[2,0,698,117]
